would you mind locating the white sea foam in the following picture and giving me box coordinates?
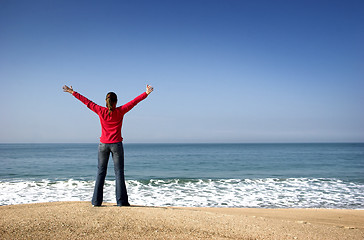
[1,178,363,208]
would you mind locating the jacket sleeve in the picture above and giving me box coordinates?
[120,92,148,114]
[72,91,102,114]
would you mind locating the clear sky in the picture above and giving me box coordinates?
[0,0,363,143]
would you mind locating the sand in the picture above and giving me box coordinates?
[1,202,363,239]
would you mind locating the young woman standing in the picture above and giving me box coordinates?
[63,84,154,206]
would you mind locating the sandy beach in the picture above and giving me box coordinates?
[0,202,363,239]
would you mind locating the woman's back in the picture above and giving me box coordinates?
[72,91,148,143]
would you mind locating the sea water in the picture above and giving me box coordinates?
[0,143,363,208]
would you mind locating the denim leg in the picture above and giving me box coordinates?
[110,142,129,206]
[92,143,110,206]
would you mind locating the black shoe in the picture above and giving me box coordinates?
[117,203,130,207]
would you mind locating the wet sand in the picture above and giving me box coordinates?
[1,202,363,239]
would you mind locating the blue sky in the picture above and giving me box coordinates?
[0,0,363,143]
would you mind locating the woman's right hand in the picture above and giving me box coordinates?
[63,85,74,94]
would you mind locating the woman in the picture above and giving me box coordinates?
[63,84,154,207]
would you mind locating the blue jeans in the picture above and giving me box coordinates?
[92,142,129,206]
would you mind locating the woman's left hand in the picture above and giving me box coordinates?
[146,85,154,95]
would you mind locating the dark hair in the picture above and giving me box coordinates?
[106,92,117,116]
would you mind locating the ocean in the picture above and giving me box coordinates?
[0,143,363,208]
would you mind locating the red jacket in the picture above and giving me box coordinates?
[73,91,148,143]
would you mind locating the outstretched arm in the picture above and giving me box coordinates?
[121,85,154,114]
[62,85,102,114]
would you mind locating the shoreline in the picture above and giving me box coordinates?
[1,202,363,239]
[2,201,364,210]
